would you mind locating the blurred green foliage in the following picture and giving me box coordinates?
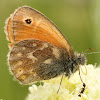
[0,0,100,100]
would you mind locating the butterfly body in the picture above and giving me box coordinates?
[5,6,87,85]
[9,39,86,84]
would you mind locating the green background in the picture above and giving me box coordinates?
[0,0,100,100]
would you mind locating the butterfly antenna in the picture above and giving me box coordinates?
[82,48,94,54]
[83,51,100,55]
[82,48,100,55]
[78,66,86,97]
[57,73,64,94]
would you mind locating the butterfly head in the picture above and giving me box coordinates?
[64,52,87,77]
[74,52,87,66]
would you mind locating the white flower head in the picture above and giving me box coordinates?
[26,65,100,100]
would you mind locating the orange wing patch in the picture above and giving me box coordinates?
[5,6,73,56]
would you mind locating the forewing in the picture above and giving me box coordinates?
[5,6,74,56]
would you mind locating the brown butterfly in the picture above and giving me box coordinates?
[5,6,87,85]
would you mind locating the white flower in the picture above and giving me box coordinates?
[26,65,100,100]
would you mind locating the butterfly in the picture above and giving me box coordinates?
[5,6,87,85]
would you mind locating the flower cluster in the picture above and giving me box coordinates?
[26,65,100,100]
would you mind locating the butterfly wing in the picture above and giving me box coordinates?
[5,6,74,57]
[9,39,69,84]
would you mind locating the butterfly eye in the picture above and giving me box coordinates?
[25,19,32,24]
[78,57,82,63]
